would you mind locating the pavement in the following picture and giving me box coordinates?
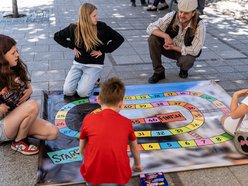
[0,0,248,185]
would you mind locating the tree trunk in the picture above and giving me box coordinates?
[12,0,19,18]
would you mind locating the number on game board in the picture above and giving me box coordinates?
[124,104,135,109]
[153,94,163,98]
[191,123,199,127]
[132,119,141,124]
[125,96,135,100]
[137,132,145,136]
[57,114,65,118]
[185,141,190,145]
[176,129,183,133]
[216,137,222,141]
[136,95,150,99]
[156,131,165,136]
[167,143,172,147]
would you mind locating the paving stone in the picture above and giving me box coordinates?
[26,60,49,71]
[177,167,241,186]
[49,59,73,70]
[217,81,239,91]
[215,66,236,72]
[229,165,248,186]
[233,65,248,72]
[217,50,247,59]
[112,54,143,65]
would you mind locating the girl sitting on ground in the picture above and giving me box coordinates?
[0,34,59,155]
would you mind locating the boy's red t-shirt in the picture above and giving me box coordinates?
[79,108,136,184]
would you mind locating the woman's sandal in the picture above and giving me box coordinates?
[147,5,157,11]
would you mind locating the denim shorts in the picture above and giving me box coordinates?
[0,118,10,142]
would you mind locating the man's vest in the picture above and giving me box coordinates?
[165,12,202,57]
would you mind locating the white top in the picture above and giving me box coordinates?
[239,96,248,131]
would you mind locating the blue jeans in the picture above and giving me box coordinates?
[63,61,103,97]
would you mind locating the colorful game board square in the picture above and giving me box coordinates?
[178,140,197,147]
[195,139,214,146]
[60,128,78,137]
[142,143,161,150]
[55,111,67,119]
[135,95,151,99]
[149,93,164,98]
[135,131,151,137]
[151,130,171,137]
[160,141,181,149]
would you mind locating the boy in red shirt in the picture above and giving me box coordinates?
[79,77,143,185]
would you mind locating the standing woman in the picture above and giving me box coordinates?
[54,3,124,98]
[0,34,59,155]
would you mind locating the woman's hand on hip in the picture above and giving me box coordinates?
[74,48,81,58]
[90,50,102,58]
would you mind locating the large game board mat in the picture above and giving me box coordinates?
[37,80,248,185]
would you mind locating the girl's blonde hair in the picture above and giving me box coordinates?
[75,3,102,51]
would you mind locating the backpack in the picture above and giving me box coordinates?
[233,116,248,155]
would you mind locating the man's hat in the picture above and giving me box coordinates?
[178,0,198,12]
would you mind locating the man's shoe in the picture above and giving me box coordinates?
[147,5,157,11]
[179,70,188,79]
[148,73,165,83]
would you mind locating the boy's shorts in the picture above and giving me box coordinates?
[222,116,240,136]
[0,118,10,142]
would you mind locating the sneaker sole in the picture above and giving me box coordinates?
[11,145,39,155]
